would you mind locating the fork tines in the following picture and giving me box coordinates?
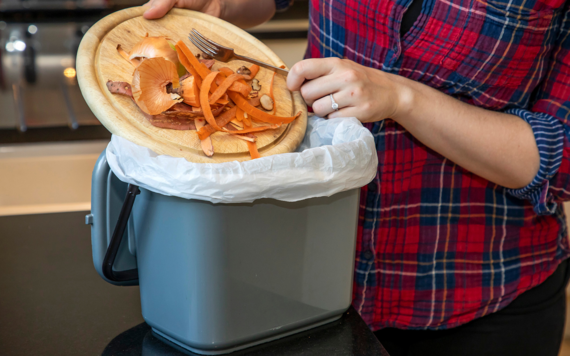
[188,31,217,57]
[193,29,232,50]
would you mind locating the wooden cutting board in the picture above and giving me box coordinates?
[77,6,307,163]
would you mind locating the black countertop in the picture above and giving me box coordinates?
[103,306,388,356]
[0,211,388,356]
[0,212,144,356]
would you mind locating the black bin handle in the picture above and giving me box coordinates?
[102,184,140,283]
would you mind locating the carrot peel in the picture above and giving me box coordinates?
[268,71,276,115]
[228,92,300,124]
[247,141,261,159]
[175,45,202,107]
[200,72,223,131]
[175,41,211,80]
[248,64,260,79]
[236,107,245,122]
[241,64,260,80]
[222,124,281,135]
[209,74,245,105]
[197,107,238,140]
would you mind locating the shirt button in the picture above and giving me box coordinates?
[367,182,377,192]
[363,249,374,260]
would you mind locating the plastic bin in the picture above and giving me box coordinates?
[88,150,359,355]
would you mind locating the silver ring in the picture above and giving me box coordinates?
[330,93,339,111]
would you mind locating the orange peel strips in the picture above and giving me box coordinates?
[174,40,300,159]
[248,97,261,107]
[222,124,281,135]
[197,107,238,140]
[228,92,300,125]
[175,44,202,107]
[209,74,245,105]
[176,41,228,97]
[242,111,252,127]
[232,135,256,142]
[200,71,223,131]
[241,64,260,81]
[237,108,252,127]
[218,67,233,76]
[247,141,261,159]
[176,41,210,80]
[216,97,229,105]
[268,71,276,115]
[249,64,260,78]
[228,81,251,97]
[194,119,214,157]
[236,107,245,122]
[216,68,250,96]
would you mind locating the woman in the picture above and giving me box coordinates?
[144,0,570,354]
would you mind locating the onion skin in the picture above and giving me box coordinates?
[130,36,177,63]
[132,57,182,115]
[179,76,199,107]
[129,36,185,76]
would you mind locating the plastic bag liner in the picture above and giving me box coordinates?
[106,116,378,204]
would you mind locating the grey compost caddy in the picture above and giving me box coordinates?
[88,150,360,355]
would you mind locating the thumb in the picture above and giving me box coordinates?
[143,0,177,19]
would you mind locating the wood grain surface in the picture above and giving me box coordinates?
[77,7,307,163]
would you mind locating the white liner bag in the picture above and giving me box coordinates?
[106,116,378,204]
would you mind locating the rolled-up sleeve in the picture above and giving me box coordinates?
[506,7,570,215]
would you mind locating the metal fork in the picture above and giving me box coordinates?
[188,29,289,76]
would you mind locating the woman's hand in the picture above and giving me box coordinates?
[143,0,276,29]
[287,58,412,123]
[143,0,223,20]
[288,57,540,189]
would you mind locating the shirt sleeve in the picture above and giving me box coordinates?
[274,0,294,12]
[505,7,570,215]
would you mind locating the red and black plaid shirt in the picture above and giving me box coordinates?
[306,0,570,330]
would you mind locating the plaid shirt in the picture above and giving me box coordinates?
[305,0,570,330]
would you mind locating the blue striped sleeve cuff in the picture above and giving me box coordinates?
[274,0,293,12]
[504,108,565,215]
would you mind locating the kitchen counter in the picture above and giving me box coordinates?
[0,211,389,356]
[0,211,143,356]
[103,306,389,356]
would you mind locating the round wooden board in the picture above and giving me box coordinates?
[77,6,307,163]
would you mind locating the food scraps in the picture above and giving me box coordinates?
[107,34,300,159]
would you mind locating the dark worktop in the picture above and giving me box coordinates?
[103,306,389,356]
[0,211,388,356]
[0,211,144,356]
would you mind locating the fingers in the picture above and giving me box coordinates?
[143,0,177,19]
[287,57,342,92]
[327,106,359,120]
[311,92,347,118]
[299,75,345,106]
